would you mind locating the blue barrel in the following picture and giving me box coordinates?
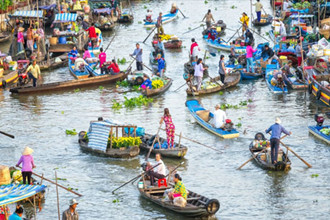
[59,36,67,44]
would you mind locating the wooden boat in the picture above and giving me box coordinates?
[185,99,239,139]
[249,134,291,171]
[141,77,172,97]
[265,64,288,94]
[0,70,18,89]
[78,121,140,158]
[0,32,11,43]
[137,178,220,217]
[69,59,90,79]
[186,71,241,96]
[92,8,115,31]
[38,54,69,71]
[252,14,273,26]
[308,125,330,144]
[140,133,188,158]
[306,67,330,107]
[152,34,182,49]
[9,70,129,94]
[144,10,178,28]
[184,61,209,77]
[118,10,134,23]
[236,68,263,80]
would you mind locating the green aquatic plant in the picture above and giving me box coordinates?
[116,80,130,87]
[74,88,80,93]
[112,100,122,110]
[65,129,77,135]
[311,174,319,178]
[124,95,153,108]
[117,58,127,65]
[99,86,104,90]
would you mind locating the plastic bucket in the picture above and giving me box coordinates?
[49,37,58,45]
[59,36,67,44]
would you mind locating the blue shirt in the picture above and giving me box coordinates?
[9,213,22,220]
[157,58,165,72]
[266,123,290,139]
[69,49,78,57]
[132,48,143,62]
[141,78,152,89]
[287,46,295,53]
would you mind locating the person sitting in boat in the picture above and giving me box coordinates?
[8,206,24,220]
[0,206,10,220]
[281,60,294,77]
[145,9,153,23]
[211,104,227,129]
[282,43,295,53]
[140,75,152,90]
[170,3,178,14]
[168,174,187,206]
[157,37,165,53]
[107,59,120,75]
[244,29,254,46]
[62,199,79,220]
[74,57,87,72]
[271,70,285,88]
[155,54,165,77]
[147,153,166,185]
[294,26,307,38]
[68,46,79,60]
[261,45,279,64]
[83,48,94,63]
[281,69,293,86]
[208,26,217,41]
[252,132,270,149]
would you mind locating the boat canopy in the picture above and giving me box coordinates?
[93,8,111,14]
[54,13,78,23]
[289,14,314,19]
[0,184,47,206]
[87,121,112,152]
[39,4,57,10]
[10,10,43,18]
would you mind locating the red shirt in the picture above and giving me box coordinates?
[107,63,120,73]
[86,26,97,38]
[190,42,198,55]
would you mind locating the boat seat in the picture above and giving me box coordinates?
[186,197,201,201]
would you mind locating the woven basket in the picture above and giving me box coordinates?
[196,110,210,122]
[0,165,11,185]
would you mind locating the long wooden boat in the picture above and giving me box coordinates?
[185,99,239,139]
[78,121,140,158]
[252,14,273,26]
[238,69,263,80]
[249,136,291,171]
[265,64,288,94]
[69,59,90,79]
[186,71,241,96]
[141,77,172,97]
[38,54,68,71]
[152,34,182,49]
[306,68,330,107]
[140,133,188,158]
[308,125,330,144]
[9,70,129,94]
[204,37,246,54]
[144,10,178,28]
[137,178,220,217]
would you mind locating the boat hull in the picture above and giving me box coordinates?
[141,78,172,97]
[265,64,288,94]
[144,11,178,27]
[308,125,330,144]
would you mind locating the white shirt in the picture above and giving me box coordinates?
[280,21,287,37]
[213,109,227,128]
[192,46,200,58]
[194,63,204,77]
[155,159,166,176]
[283,2,289,11]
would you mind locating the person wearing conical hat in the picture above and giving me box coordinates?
[265,118,292,165]
[16,146,36,184]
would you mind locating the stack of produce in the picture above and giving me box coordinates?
[201,81,219,90]
[108,137,142,149]
[320,127,330,136]
[151,77,168,89]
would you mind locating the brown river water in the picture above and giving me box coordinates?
[0,0,329,219]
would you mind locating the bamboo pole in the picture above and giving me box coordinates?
[55,171,61,220]
[250,0,253,22]
[34,194,37,220]
[318,0,321,29]
[324,0,328,20]
[36,0,40,60]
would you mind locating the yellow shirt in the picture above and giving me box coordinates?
[254,2,263,12]
[26,64,41,79]
[240,15,250,26]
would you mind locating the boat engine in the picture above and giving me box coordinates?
[314,114,324,127]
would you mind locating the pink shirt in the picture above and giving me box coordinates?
[17,32,24,43]
[99,52,106,67]
[17,155,35,172]
[246,45,257,58]
[83,50,91,59]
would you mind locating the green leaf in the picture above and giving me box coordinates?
[235,122,242,128]
[204,0,208,4]
[99,86,104,90]
[66,129,77,135]
[219,91,224,95]
[74,88,80,93]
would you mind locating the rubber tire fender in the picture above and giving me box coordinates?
[25,48,32,58]
[205,199,220,215]
[1,80,7,89]
[134,76,144,85]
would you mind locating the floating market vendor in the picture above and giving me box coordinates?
[240,12,249,35]
[130,43,143,71]
[253,0,263,23]
[156,12,164,36]
[107,59,120,75]
[170,3,178,14]
[146,153,167,185]
[194,58,207,91]
[16,146,36,184]
[24,60,41,87]
[140,75,152,90]
[168,174,187,205]
[261,44,279,64]
[211,104,227,129]
[145,9,153,22]
[160,108,175,149]
[190,38,200,61]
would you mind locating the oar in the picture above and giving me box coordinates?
[0,131,15,139]
[178,8,187,18]
[143,26,157,44]
[238,21,269,42]
[202,49,216,57]
[146,124,162,161]
[226,26,242,44]
[262,7,268,16]
[279,140,312,168]
[129,55,153,72]
[112,162,162,194]
[18,166,82,197]
[237,148,266,170]
[174,82,187,92]
[104,32,117,53]
[182,24,204,35]
[165,161,184,178]
[160,128,222,153]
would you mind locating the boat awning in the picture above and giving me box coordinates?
[87,121,112,152]
[93,8,111,14]
[39,4,57,10]
[10,10,43,18]
[54,13,78,23]
[0,184,47,206]
[290,14,314,19]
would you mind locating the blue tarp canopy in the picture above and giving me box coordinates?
[0,184,47,206]
[290,14,314,19]
[93,8,111,14]
[54,13,77,23]
[87,121,112,152]
[11,10,43,18]
[39,4,57,10]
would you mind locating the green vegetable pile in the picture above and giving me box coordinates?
[117,58,127,65]
[320,128,330,135]
[123,95,153,108]
[66,129,77,135]
[108,136,142,149]
[293,1,311,9]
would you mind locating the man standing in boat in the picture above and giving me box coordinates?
[146,153,166,185]
[131,43,143,71]
[25,60,41,87]
[252,0,263,23]
[265,118,292,165]
[156,12,164,36]
[202,9,215,29]
[62,199,79,220]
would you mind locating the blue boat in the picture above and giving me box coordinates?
[308,125,330,145]
[204,36,246,54]
[185,99,239,139]
[68,59,90,79]
[265,64,288,94]
[144,10,178,28]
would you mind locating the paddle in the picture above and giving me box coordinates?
[18,166,82,197]
[202,49,216,57]
[178,8,187,18]
[279,140,312,168]
[146,124,162,161]
[112,162,162,194]
[143,26,157,44]
[174,82,187,92]
[262,7,268,16]
[182,24,204,35]
[104,32,117,53]
[0,131,15,139]
[129,55,153,72]
[226,26,242,44]
[159,128,222,153]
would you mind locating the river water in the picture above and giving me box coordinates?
[1,0,330,219]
